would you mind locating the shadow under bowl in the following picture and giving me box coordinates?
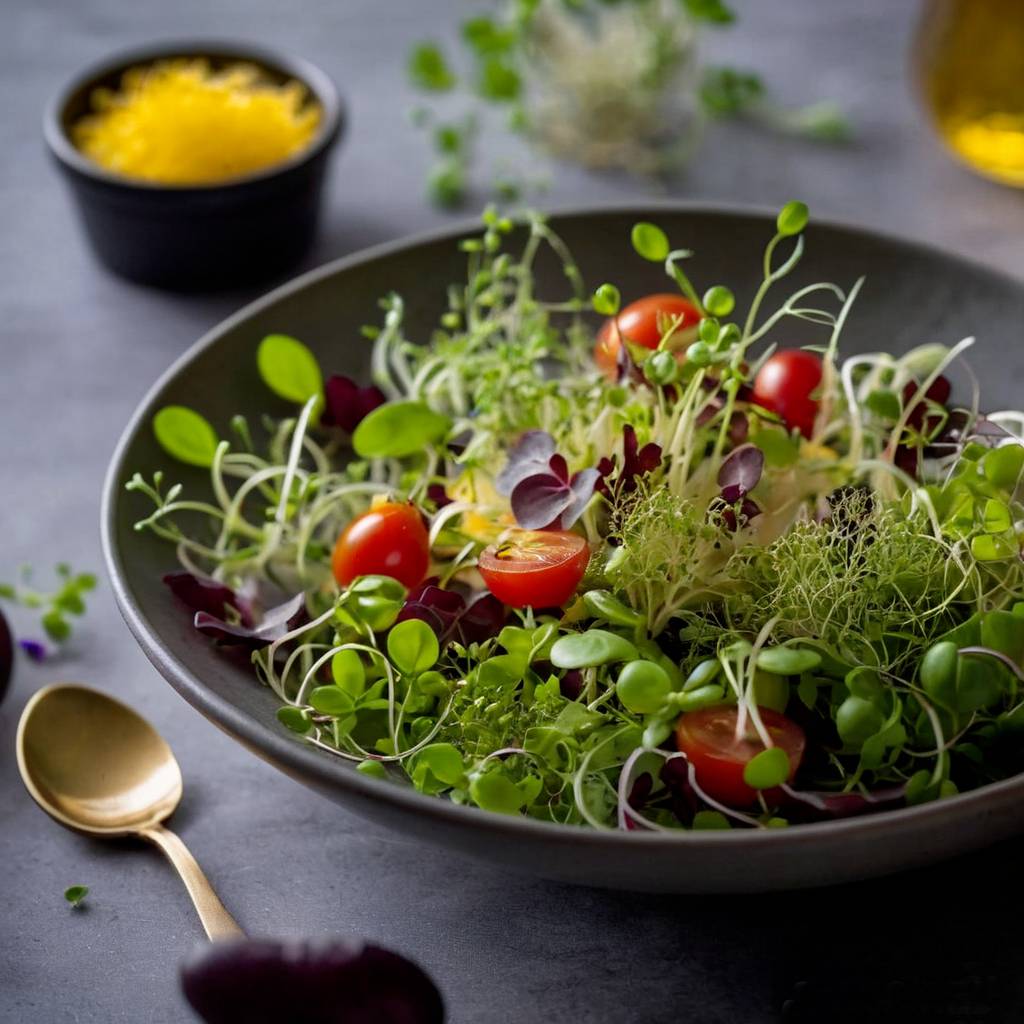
[44,40,344,290]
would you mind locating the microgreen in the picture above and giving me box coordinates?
[0,563,97,647]
[153,406,219,467]
[257,335,324,411]
[129,206,1024,833]
[351,401,451,458]
[408,43,457,91]
[63,885,89,908]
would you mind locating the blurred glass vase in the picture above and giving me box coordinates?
[914,0,1024,186]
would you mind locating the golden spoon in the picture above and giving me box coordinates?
[16,682,242,940]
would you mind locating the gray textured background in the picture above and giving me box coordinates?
[3,1,1024,1022]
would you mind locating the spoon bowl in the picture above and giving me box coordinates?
[17,683,182,835]
[17,683,242,939]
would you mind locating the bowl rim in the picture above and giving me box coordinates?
[43,38,343,193]
[102,199,1024,853]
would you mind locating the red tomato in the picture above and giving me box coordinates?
[331,502,430,589]
[595,293,701,379]
[675,705,806,807]
[478,530,590,608]
[751,349,823,439]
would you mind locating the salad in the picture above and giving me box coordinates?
[129,203,1024,832]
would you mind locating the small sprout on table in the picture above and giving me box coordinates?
[64,885,89,908]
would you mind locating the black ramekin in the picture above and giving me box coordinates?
[44,41,344,290]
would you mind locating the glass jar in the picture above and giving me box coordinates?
[914,0,1024,186]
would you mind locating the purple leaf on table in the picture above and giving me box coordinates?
[181,937,444,1024]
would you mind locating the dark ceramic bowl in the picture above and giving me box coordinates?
[102,205,1024,892]
[45,41,343,289]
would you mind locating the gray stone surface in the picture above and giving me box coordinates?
[2,1,1024,1021]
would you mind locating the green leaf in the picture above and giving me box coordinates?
[684,658,721,692]
[742,746,790,789]
[700,66,764,117]
[550,629,638,668]
[352,400,451,458]
[616,660,672,714]
[691,810,731,830]
[408,42,456,91]
[256,335,324,409]
[753,427,799,468]
[331,650,366,697]
[836,695,884,747]
[702,286,734,318]
[413,743,465,787]
[356,759,387,779]
[477,56,521,101]
[428,160,466,209]
[755,646,821,676]
[152,406,219,467]
[982,610,1024,665]
[461,16,516,55]
[971,532,1017,562]
[592,284,621,317]
[982,444,1024,489]
[387,618,439,676]
[751,671,789,713]
[470,770,526,814]
[681,0,735,24]
[277,706,312,734]
[63,885,89,908]
[776,201,809,237]
[982,498,1012,534]
[582,590,645,628]
[630,222,670,262]
[41,610,70,642]
[865,389,901,421]
[309,686,355,716]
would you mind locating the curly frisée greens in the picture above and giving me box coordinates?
[128,203,1024,831]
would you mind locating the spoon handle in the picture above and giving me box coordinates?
[141,824,244,941]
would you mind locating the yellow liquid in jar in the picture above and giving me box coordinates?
[914,0,1024,186]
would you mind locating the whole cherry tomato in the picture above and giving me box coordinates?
[595,294,700,380]
[751,349,823,439]
[332,502,430,589]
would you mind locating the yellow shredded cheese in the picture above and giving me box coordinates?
[72,59,322,186]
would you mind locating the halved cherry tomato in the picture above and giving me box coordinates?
[595,293,701,380]
[332,502,430,589]
[751,349,823,439]
[478,530,590,608]
[675,705,806,807]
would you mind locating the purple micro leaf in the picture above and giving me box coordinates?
[547,453,570,484]
[396,584,466,639]
[19,639,47,663]
[195,592,306,650]
[559,669,584,700]
[510,472,573,530]
[320,375,386,433]
[780,783,906,822]
[718,444,764,502]
[495,431,557,496]
[426,483,452,509]
[456,593,507,645]
[560,468,601,528]
[164,571,252,627]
